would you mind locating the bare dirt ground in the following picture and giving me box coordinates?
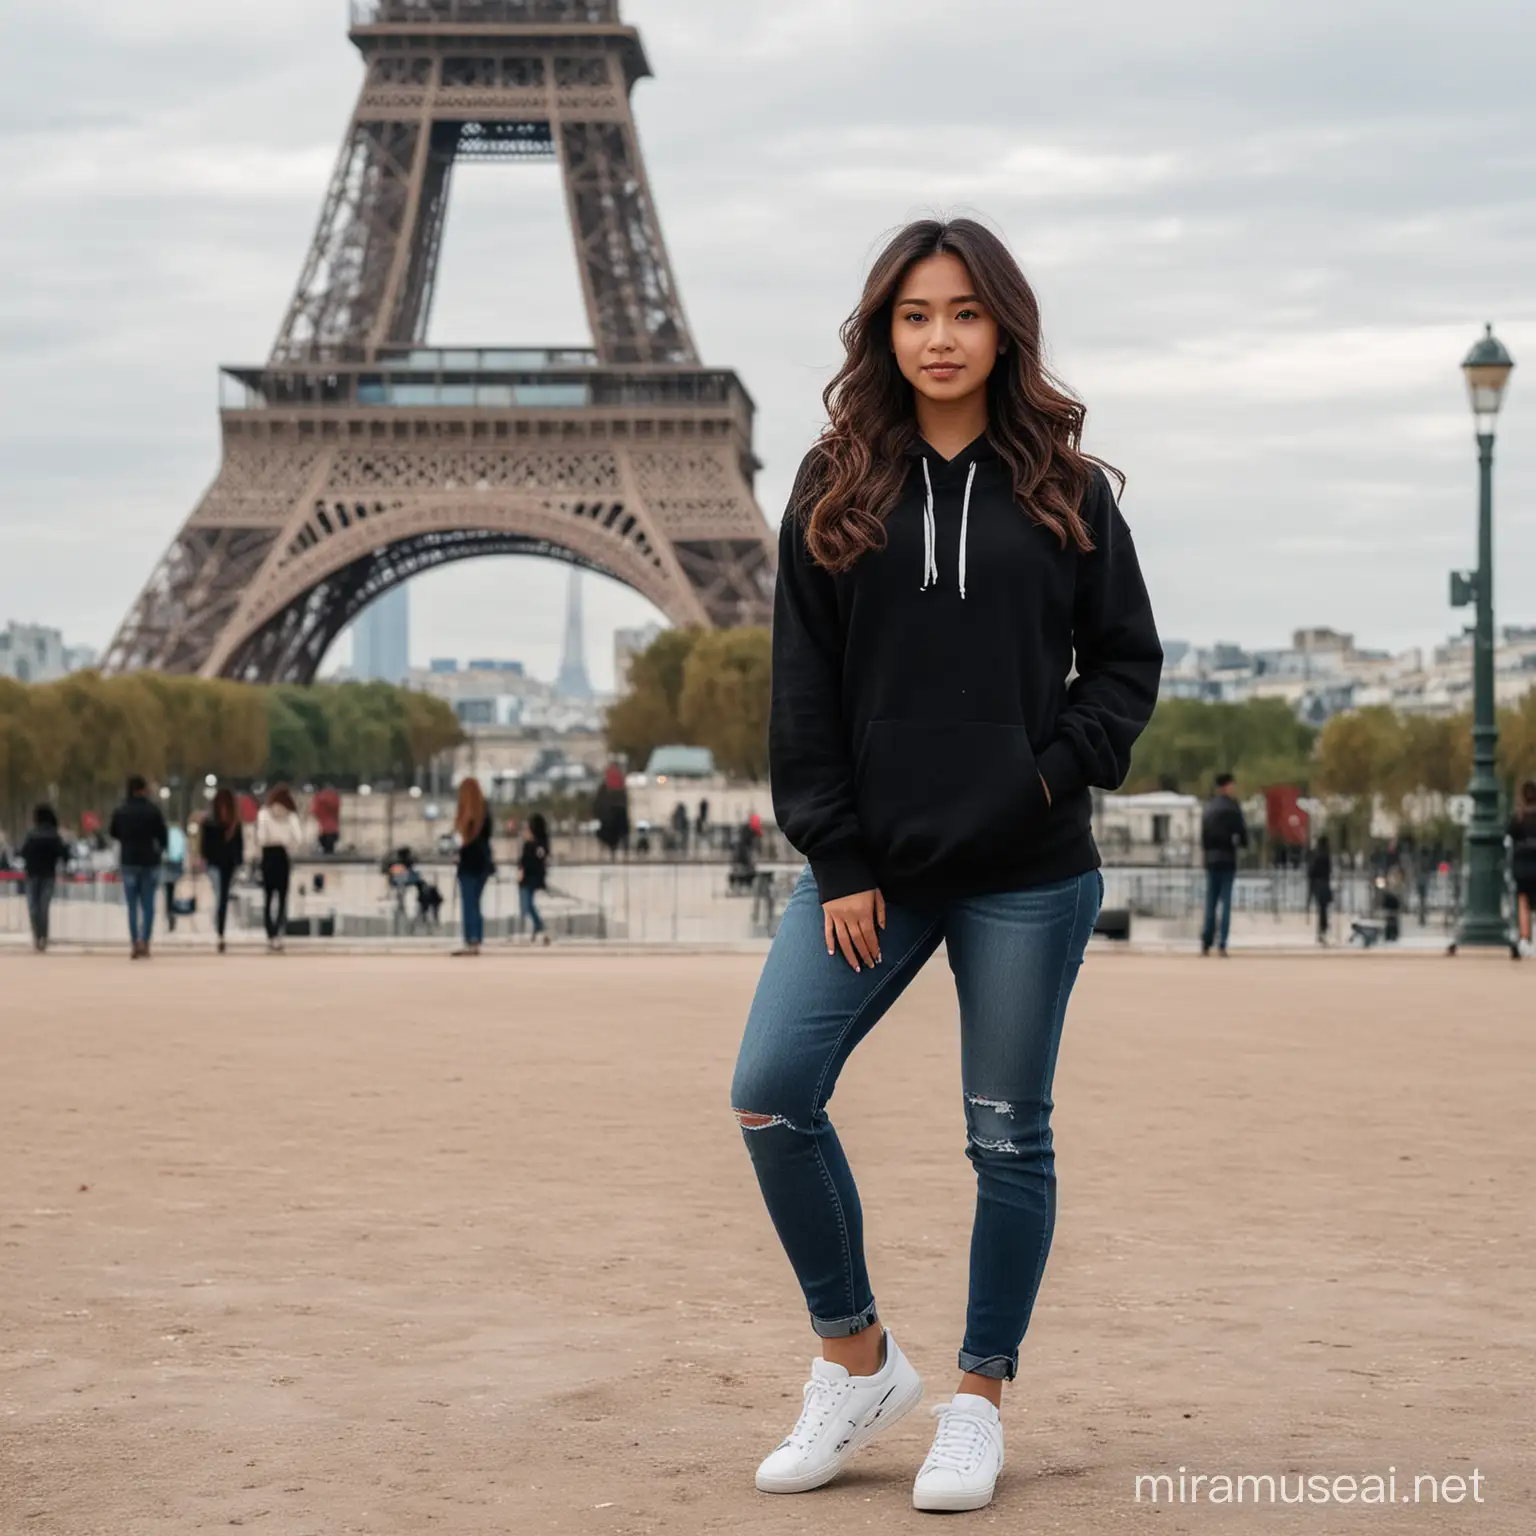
[2,948,1532,1535]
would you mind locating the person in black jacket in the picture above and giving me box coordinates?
[592,765,630,858]
[1307,834,1333,946]
[518,811,550,944]
[1510,778,1536,957]
[110,775,168,959]
[727,220,1161,1510]
[20,804,69,952]
[1200,773,1248,956]
[453,776,494,956]
[200,788,245,954]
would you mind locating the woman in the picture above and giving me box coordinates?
[454,777,494,956]
[730,220,1161,1512]
[1308,834,1333,946]
[20,805,69,953]
[518,811,550,945]
[200,788,245,954]
[1510,779,1536,958]
[255,785,304,952]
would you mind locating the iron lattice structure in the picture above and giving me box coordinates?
[105,0,775,684]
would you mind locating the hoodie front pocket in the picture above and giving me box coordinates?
[855,720,1048,884]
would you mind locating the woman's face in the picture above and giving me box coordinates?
[890,251,1003,407]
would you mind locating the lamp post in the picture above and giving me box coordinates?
[1449,323,1515,949]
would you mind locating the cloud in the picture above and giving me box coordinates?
[0,0,1532,670]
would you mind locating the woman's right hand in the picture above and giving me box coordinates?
[823,888,886,972]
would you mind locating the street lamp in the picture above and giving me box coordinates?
[1449,323,1515,950]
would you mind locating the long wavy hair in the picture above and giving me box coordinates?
[799,217,1121,572]
[456,776,487,842]
[1519,778,1536,825]
[212,787,239,841]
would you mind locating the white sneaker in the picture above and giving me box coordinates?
[912,1393,1005,1512]
[755,1330,923,1494]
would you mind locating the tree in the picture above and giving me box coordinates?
[49,673,169,822]
[0,679,69,831]
[205,682,269,781]
[679,628,772,781]
[399,689,463,778]
[265,690,320,786]
[1314,706,1404,848]
[606,628,702,769]
[1126,698,1316,795]
[1499,692,1536,793]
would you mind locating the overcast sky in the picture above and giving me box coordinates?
[1,0,1532,688]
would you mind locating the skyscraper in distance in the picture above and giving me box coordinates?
[555,567,594,700]
[353,584,410,685]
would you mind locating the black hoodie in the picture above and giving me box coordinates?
[770,434,1162,906]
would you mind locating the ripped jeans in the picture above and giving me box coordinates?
[731,866,1101,1381]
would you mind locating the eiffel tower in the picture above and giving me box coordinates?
[104,0,775,685]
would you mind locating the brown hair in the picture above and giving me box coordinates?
[212,787,239,840]
[1521,779,1536,813]
[456,777,487,842]
[266,784,297,813]
[798,217,1120,573]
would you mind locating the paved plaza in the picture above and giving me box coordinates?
[2,949,1532,1534]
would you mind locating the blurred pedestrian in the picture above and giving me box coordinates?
[256,785,304,952]
[453,776,493,957]
[312,784,342,855]
[1510,778,1536,958]
[593,764,630,858]
[162,820,188,933]
[110,775,168,960]
[519,811,550,945]
[1307,834,1333,946]
[1200,772,1248,956]
[20,804,69,953]
[671,800,690,855]
[200,788,245,954]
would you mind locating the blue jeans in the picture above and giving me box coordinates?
[520,884,545,935]
[459,871,488,945]
[121,867,158,946]
[1202,865,1236,952]
[732,866,1102,1381]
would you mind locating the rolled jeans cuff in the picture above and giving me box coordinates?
[810,1301,879,1339]
[958,1349,1017,1382]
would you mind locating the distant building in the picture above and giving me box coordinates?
[1161,621,1536,723]
[411,657,605,737]
[1293,626,1353,656]
[352,585,410,685]
[0,622,95,683]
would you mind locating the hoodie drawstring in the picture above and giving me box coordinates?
[920,456,977,600]
[958,461,975,600]
[920,458,938,590]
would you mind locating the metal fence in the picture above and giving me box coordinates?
[1,860,1491,949]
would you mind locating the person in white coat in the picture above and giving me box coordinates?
[255,786,305,951]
